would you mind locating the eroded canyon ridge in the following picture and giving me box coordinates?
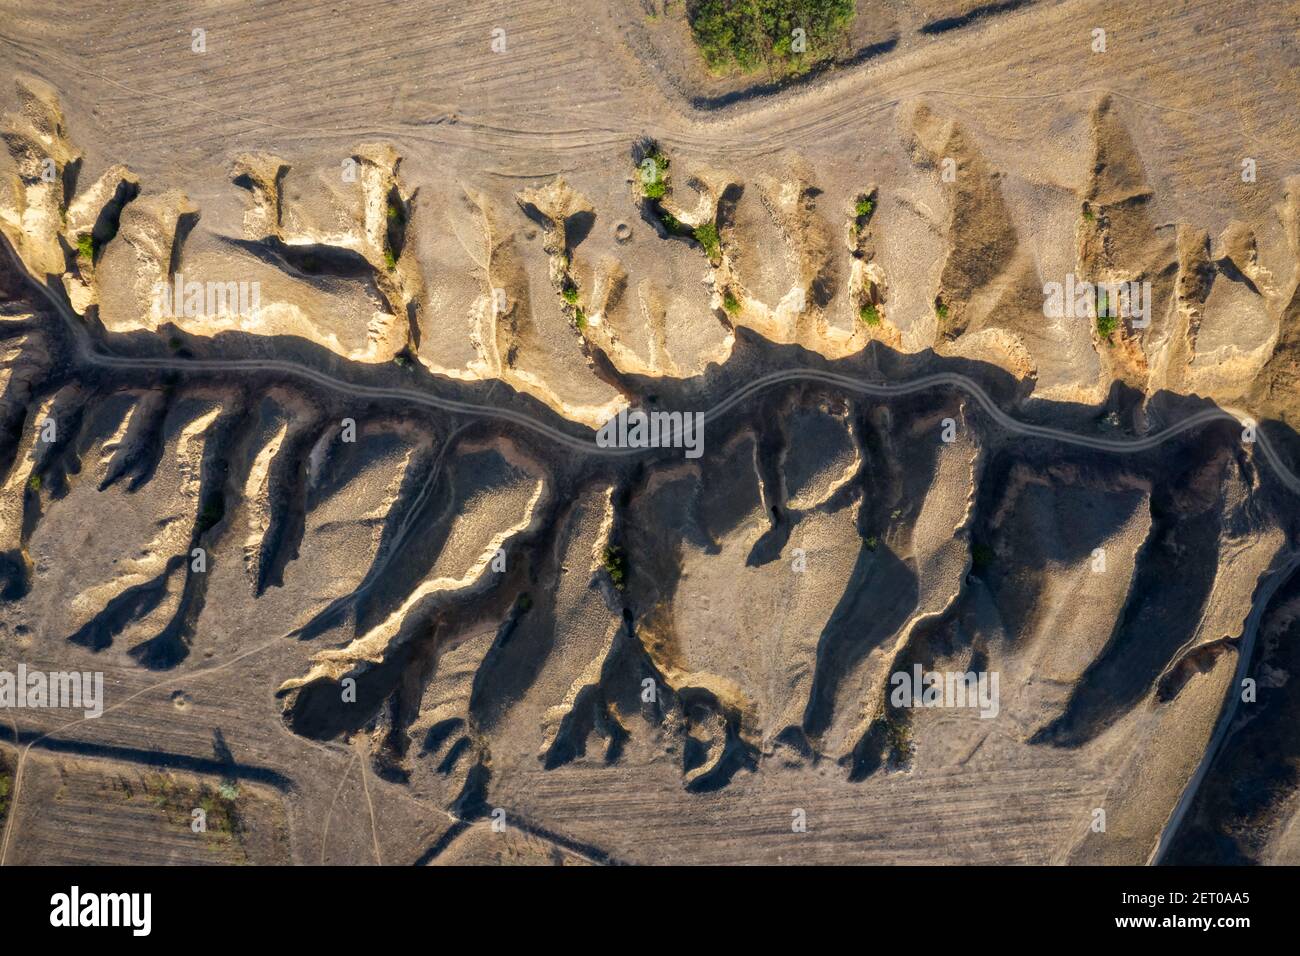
[1,0,1300,865]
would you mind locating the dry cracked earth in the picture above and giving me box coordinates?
[1,0,1299,866]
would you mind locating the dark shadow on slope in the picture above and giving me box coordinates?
[1028,444,1235,747]
[1163,561,1300,864]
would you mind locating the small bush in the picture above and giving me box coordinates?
[383,248,397,271]
[197,500,224,534]
[1096,312,1118,339]
[723,290,740,315]
[561,284,580,305]
[602,545,627,589]
[859,302,880,326]
[935,301,949,321]
[693,221,721,262]
[75,233,94,260]
[26,474,41,492]
[639,152,670,199]
[659,210,689,235]
[884,717,913,764]
[854,197,874,219]
[574,307,587,330]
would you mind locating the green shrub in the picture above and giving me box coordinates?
[574,307,587,330]
[26,474,41,492]
[1096,312,1118,339]
[859,302,880,326]
[75,233,94,260]
[935,301,949,321]
[602,545,627,589]
[658,210,695,238]
[639,152,670,199]
[854,197,874,219]
[561,284,580,305]
[884,716,913,763]
[383,248,397,271]
[693,221,721,261]
[723,290,740,315]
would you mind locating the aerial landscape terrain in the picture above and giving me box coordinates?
[0,0,1299,867]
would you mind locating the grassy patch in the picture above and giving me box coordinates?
[1096,312,1118,339]
[383,248,397,271]
[854,196,874,219]
[935,300,949,322]
[723,289,740,315]
[561,284,580,306]
[689,0,857,76]
[75,233,94,260]
[574,307,587,330]
[602,545,627,590]
[859,302,880,326]
[137,771,244,855]
[26,474,41,492]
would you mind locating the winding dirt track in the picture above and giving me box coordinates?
[3,194,1294,485]
[15,249,1298,492]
